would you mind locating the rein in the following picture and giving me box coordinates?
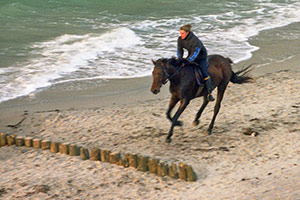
[156,63,181,84]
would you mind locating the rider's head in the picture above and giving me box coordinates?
[179,24,191,40]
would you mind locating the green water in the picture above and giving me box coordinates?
[1,0,300,103]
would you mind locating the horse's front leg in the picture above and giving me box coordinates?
[166,98,190,143]
[166,95,179,122]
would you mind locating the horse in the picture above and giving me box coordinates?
[151,55,254,143]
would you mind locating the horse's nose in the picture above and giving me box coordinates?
[151,89,160,94]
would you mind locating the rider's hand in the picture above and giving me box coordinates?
[181,63,185,67]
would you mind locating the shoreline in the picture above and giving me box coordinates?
[1,22,300,199]
[1,22,300,115]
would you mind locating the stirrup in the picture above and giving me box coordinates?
[207,94,215,102]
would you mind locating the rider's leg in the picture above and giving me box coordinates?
[199,59,215,102]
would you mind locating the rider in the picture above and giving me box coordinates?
[177,24,215,101]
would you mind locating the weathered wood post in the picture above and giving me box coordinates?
[59,143,69,154]
[50,141,60,153]
[15,136,25,147]
[80,147,90,160]
[100,150,111,162]
[186,165,197,182]
[41,140,51,150]
[137,155,149,172]
[24,137,33,147]
[69,144,80,156]
[178,163,187,181]
[7,135,16,146]
[91,147,101,161]
[128,154,138,168]
[148,158,159,174]
[122,154,130,168]
[33,139,41,149]
[157,162,169,177]
[168,163,179,179]
[0,133,7,146]
[109,152,121,164]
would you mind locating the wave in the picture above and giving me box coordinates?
[1,0,300,103]
[0,27,146,103]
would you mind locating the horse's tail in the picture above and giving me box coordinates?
[230,64,255,84]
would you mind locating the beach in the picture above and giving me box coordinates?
[1,38,300,199]
[1,69,300,199]
[1,4,300,199]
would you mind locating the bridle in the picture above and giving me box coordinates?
[155,62,181,85]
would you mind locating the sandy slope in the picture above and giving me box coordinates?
[0,71,300,200]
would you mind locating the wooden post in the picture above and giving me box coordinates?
[0,133,7,146]
[15,136,25,147]
[157,162,169,177]
[41,140,51,150]
[7,135,16,146]
[137,155,149,172]
[80,147,90,160]
[116,156,123,166]
[168,163,179,179]
[91,147,100,161]
[69,144,80,156]
[50,141,60,153]
[186,165,197,182]
[178,163,187,181]
[24,137,33,147]
[122,154,130,168]
[59,143,69,154]
[33,139,41,149]
[109,152,121,164]
[148,158,159,174]
[128,154,138,168]
[100,150,111,162]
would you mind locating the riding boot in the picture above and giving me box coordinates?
[204,77,215,102]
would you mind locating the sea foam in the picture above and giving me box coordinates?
[0,27,146,103]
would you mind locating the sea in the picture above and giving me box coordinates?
[1,0,300,103]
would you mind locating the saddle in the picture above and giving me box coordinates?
[193,66,205,97]
[194,67,203,86]
[182,59,203,85]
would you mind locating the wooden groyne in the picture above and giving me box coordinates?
[0,132,197,182]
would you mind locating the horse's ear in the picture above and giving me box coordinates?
[152,59,156,65]
[158,59,164,67]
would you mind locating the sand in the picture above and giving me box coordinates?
[0,69,300,199]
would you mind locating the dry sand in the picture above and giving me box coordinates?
[0,70,300,200]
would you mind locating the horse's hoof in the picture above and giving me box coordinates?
[174,121,183,127]
[206,129,212,135]
[193,120,199,126]
[165,138,172,143]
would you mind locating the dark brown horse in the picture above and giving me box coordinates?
[151,55,254,143]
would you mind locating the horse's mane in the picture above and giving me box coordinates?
[158,57,195,68]
[166,57,186,68]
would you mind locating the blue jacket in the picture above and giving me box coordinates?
[177,31,207,62]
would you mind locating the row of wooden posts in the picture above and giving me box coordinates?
[0,132,197,182]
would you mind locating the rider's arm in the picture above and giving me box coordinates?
[187,44,201,62]
[177,38,184,59]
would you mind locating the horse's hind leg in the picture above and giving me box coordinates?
[193,96,209,126]
[166,98,190,143]
[207,85,227,135]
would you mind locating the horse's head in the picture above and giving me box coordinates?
[150,59,168,94]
